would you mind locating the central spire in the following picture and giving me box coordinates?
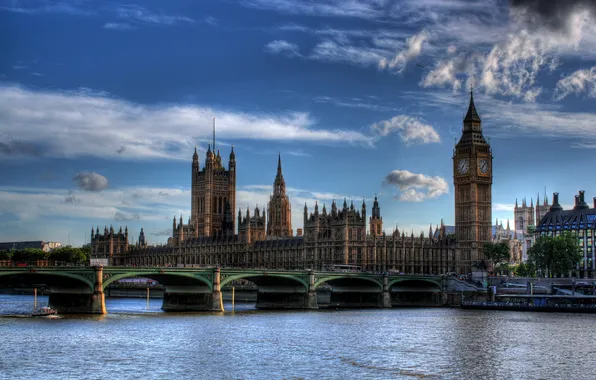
[277,152,282,176]
[464,89,481,123]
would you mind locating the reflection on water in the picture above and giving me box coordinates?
[1,294,595,380]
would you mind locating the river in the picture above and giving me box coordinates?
[0,294,594,380]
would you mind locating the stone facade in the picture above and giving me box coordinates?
[267,154,293,238]
[90,226,129,263]
[96,96,490,275]
[453,91,493,274]
[493,219,523,264]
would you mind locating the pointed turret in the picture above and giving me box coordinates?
[464,90,481,123]
[515,198,518,208]
[277,152,282,176]
[506,219,510,231]
[428,224,433,239]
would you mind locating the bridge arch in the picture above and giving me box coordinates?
[102,271,212,291]
[0,270,94,292]
[388,277,442,289]
[314,275,383,291]
[220,272,308,291]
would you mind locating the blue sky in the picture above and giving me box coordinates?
[1,0,595,246]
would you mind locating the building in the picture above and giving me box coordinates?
[536,191,596,278]
[267,154,293,238]
[90,226,129,266]
[453,90,493,274]
[0,241,62,252]
[94,93,489,275]
[493,219,523,264]
[515,194,551,232]
[190,120,236,239]
[514,193,552,261]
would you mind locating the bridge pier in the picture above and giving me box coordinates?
[161,268,223,312]
[382,274,391,308]
[48,266,106,314]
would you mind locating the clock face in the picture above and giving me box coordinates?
[457,158,469,174]
[478,158,489,174]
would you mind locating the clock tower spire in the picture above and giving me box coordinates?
[453,90,493,275]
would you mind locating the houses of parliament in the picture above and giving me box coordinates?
[91,93,494,275]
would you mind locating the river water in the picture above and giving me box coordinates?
[0,294,594,380]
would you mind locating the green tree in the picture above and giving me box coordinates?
[49,246,89,264]
[0,250,13,260]
[484,242,511,270]
[513,261,536,277]
[12,248,48,262]
[526,225,536,237]
[528,232,583,277]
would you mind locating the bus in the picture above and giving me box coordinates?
[328,264,362,273]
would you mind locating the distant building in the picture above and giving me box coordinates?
[492,219,523,264]
[0,241,62,252]
[514,193,551,232]
[536,191,596,278]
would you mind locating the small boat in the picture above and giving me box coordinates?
[31,306,58,317]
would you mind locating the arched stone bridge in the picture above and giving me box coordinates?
[0,266,444,314]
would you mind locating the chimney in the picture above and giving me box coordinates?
[297,228,303,237]
[576,190,589,209]
[574,195,579,209]
[594,197,596,209]
[550,192,563,212]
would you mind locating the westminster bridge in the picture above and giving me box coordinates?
[0,266,449,314]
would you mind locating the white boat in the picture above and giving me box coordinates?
[31,306,57,317]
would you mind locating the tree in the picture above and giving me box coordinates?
[528,232,583,277]
[513,261,536,277]
[525,225,536,237]
[48,246,88,264]
[0,250,13,260]
[484,242,510,271]
[11,248,48,262]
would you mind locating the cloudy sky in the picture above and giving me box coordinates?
[1,0,595,246]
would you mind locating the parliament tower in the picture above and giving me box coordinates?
[267,154,293,237]
[190,119,236,238]
[453,91,493,273]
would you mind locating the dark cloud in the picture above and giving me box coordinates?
[63,190,80,204]
[510,0,596,32]
[0,134,43,157]
[158,191,169,196]
[117,145,125,154]
[114,212,141,221]
[72,172,109,192]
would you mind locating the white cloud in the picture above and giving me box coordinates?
[554,66,596,100]
[0,183,374,243]
[494,203,514,212]
[399,189,426,202]
[241,0,385,20]
[265,40,301,56]
[103,22,134,30]
[113,4,195,26]
[371,115,440,144]
[383,170,449,202]
[309,40,387,67]
[0,85,374,160]
[379,30,429,73]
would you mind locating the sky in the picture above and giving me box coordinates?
[1,0,596,246]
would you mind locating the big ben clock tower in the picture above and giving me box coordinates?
[453,91,492,275]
